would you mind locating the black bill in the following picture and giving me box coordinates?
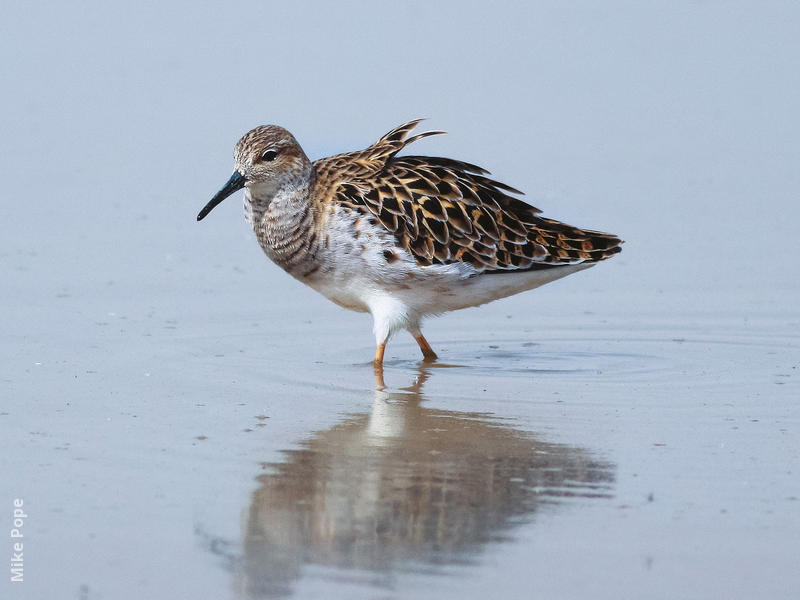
[197,171,246,221]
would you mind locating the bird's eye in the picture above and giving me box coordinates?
[261,149,278,162]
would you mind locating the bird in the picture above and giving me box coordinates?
[197,120,622,365]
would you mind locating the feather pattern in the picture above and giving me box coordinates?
[199,119,624,364]
[312,120,622,273]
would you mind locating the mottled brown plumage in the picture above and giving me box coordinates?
[312,119,622,273]
[199,120,623,364]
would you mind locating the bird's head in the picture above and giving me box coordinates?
[197,125,311,221]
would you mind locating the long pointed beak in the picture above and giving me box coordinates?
[197,171,246,221]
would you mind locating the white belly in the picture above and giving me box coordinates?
[269,205,593,341]
[302,236,592,339]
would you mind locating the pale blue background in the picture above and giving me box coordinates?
[1,2,798,599]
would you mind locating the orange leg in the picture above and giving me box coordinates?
[373,361,386,389]
[373,342,386,366]
[413,333,438,361]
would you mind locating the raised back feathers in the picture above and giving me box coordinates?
[312,120,622,272]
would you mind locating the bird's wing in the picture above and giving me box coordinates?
[313,120,622,272]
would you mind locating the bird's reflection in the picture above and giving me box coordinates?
[225,365,615,598]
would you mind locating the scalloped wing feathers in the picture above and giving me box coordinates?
[313,120,622,273]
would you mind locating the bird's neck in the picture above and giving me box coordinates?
[251,174,321,273]
[243,163,315,226]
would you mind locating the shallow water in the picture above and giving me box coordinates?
[4,300,797,599]
[2,3,800,599]
[211,367,615,598]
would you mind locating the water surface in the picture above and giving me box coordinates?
[2,3,799,599]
